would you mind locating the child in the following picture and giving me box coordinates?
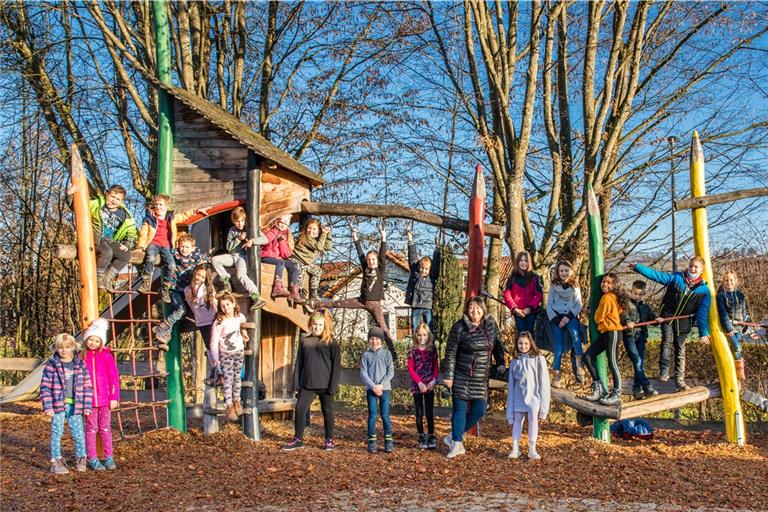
[281,309,341,451]
[135,194,198,302]
[623,281,659,399]
[154,234,210,346]
[66,183,138,291]
[407,323,439,450]
[325,221,397,361]
[211,207,267,310]
[40,333,92,474]
[506,331,550,460]
[631,257,711,391]
[503,250,543,335]
[360,326,395,454]
[184,263,219,382]
[405,229,441,331]
[583,273,627,405]
[289,218,333,307]
[545,260,584,388]
[209,292,248,422]
[261,214,304,303]
[717,270,749,380]
[82,318,120,471]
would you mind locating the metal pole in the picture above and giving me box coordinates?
[243,150,261,440]
[667,136,678,272]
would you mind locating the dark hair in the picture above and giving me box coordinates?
[511,331,540,358]
[631,280,647,291]
[215,292,241,323]
[464,295,487,317]
[190,263,216,309]
[108,184,127,197]
[551,260,576,287]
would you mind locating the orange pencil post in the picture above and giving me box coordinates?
[465,164,486,301]
[70,144,99,331]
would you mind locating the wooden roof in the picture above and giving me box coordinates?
[152,79,325,188]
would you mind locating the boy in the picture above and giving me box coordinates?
[211,207,267,311]
[630,257,711,391]
[360,326,395,454]
[154,234,209,346]
[135,194,198,302]
[405,229,441,331]
[622,281,658,399]
[67,184,138,291]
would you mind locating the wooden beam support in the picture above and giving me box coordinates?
[55,244,153,264]
[675,187,768,210]
[301,201,504,238]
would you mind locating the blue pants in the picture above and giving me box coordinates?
[727,332,743,360]
[143,244,175,285]
[513,314,536,335]
[366,390,391,438]
[411,308,432,331]
[451,397,487,443]
[166,288,188,327]
[262,257,300,284]
[50,404,86,459]
[623,332,649,389]
[551,318,583,370]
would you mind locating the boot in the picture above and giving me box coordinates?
[102,266,119,292]
[599,388,621,406]
[575,358,586,384]
[160,284,171,304]
[584,381,606,402]
[288,283,306,304]
[50,458,69,475]
[137,273,152,293]
[221,277,232,293]
[233,400,243,416]
[508,440,520,459]
[735,358,745,381]
[226,404,238,422]
[551,370,563,389]
[271,278,290,299]
[249,293,266,311]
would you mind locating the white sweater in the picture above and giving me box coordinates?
[546,283,583,320]
[506,354,551,420]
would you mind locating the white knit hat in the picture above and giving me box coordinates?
[83,318,109,346]
[279,214,292,226]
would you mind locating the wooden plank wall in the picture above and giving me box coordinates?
[260,164,310,227]
[260,312,297,400]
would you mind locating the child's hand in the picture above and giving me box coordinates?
[559,317,568,328]
[513,308,524,318]
[406,229,413,243]
[243,239,254,249]
[656,317,664,323]
[523,307,532,316]
[110,400,119,410]
[443,378,453,389]
[418,381,428,393]
[240,232,247,240]
[66,184,79,195]
[322,225,331,234]
[242,330,249,342]
[118,243,128,251]
[626,321,635,329]
[84,410,91,416]
[427,380,436,390]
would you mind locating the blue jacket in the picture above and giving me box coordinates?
[716,290,748,333]
[634,264,711,337]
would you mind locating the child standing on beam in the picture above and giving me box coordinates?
[716,270,750,381]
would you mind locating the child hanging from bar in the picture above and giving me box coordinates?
[631,256,711,391]
[623,280,659,399]
[211,207,267,310]
[289,218,333,309]
[716,270,750,381]
[261,214,305,304]
[405,226,441,331]
[323,218,397,361]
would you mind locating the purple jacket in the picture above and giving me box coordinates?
[40,353,93,415]
[83,348,120,408]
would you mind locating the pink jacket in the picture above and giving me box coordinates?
[261,226,292,259]
[83,348,120,408]
[503,273,543,312]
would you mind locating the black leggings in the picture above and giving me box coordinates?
[294,388,334,440]
[583,330,622,390]
[413,391,435,435]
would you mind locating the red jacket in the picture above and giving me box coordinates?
[261,226,292,259]
[503,273,543,312]
[83,348,120,408]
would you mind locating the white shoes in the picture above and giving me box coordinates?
[443,433,454,449]
[446,441,466,459]
[508,447,520,459]
[528,447,541,460]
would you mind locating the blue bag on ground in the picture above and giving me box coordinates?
[610,418,654,440]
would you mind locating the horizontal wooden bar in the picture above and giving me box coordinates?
[675,187,768,210]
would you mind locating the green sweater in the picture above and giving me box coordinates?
[291,232,332,265]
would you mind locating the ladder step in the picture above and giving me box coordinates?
[203,407,226,415]
[241,380,253,388]
[242,322,257,329]
[243,349,253,356]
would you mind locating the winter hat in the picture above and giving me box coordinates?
[278,214,292,226]
[367,326,386,342]
[83,318,109,347]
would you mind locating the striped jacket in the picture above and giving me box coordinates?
[40,353,93,414]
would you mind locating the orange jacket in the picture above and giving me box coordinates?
[136,209,195,250]
[594,292,624,333]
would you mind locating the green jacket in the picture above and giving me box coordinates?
[89,195,138,247]
[291,231,332,265]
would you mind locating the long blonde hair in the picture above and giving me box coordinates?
[412,322,435,351]
[308,309,334,343]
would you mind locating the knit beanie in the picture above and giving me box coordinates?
[367,326,386,342]
[279,214,292,226]
[83,318,109,346]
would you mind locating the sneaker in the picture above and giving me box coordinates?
[417,434,428,450]
[528,447,541,460]
[50,458,69,475]
[88,458,105,471]
[384,436,394,453]
[584,382,605,402]
[160,286,171,304]
[442,433,454,449]
[644,385,659,397]
[154,322,172,346]
[446,441,465,459]
[249,293,266,311]
[281,438,305,451]
[103,457,116,470]
[426,434,437,450]
[632,386,645,400]
[221,278,232,293]
[323,438,336,451]
[367,437,377,453]
[599,388,621,406]
[676,381,690,392]
[508,446,520,459]
[75,456,87,472]
[658,373,670,382]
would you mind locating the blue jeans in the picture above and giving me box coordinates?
[262,256,300,284]
[366,389,392,438]
[411,308,432,331]
[551,317,583,370]
[451,397,487,443]
[623,332,649,388]
[166,289,188,327]
[513,314,536,335]
[728,332,743,360]
[50,403,86,459]
[143,245,175,285]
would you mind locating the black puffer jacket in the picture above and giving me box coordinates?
[441,315,505,401]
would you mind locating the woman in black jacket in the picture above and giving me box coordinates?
[441,296,505,459]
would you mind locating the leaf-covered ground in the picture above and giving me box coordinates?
[1,402,766,511]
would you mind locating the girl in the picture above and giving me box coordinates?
[262,214,304,303]
[506,331,550,460]
[503,250,543,335]
[546,260,584,388]
[40,333,92,474]
[289,218,332,308]
[407,323,439,450]
[583,273,628,405]
[210,292,249,422]
[716,271,750,380]
[281,309,341,451]
[82,318,120,471]
[185,263,220,384]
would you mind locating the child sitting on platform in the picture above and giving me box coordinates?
[210,292,248,422]
[261,214,304,304]
[360,326,395,454]
[289,218,332,308]
[41,333,92,474]
[623,281,659,399]
[211,207,267,311]
[717,271,750,380]
[503,250,543,336]
[506,331,550,460]
[405,229,441,331]
[407,323,439,450]
[546,260,584,388]
[82,318,120,471]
